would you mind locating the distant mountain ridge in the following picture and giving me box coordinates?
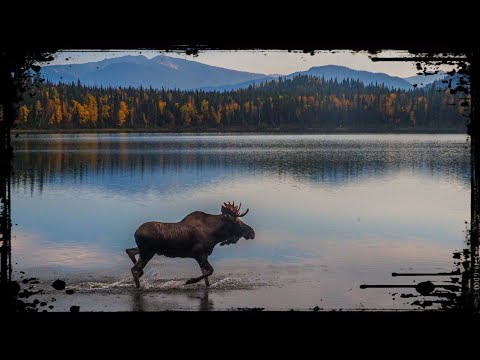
[405,71,447,87]
[41,55,268,90]
[289,65,413,90]
[41,55,428,92]
[200,76,277,92]
[427,72,470,92]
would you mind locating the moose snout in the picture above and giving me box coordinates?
[245,229,255,240]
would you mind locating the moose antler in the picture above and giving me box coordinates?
[221,201,249,217]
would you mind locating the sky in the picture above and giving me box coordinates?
[45,50,459,78]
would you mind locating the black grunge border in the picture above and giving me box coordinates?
[1,21,479,324]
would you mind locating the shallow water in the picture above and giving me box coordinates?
[11,134,471,311]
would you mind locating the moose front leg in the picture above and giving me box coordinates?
[185,257,213,287]
[126,247,144,278]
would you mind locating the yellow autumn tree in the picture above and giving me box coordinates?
[47,99,56,124]
[118,101,128,127]
[385,93,397,117]
[143,113,148,127]
[200,100,209,114]
[330,95,342,110]
[62,102,72,124]
[244,101,251,113]
[35,100,43,117]
[410,111,416,127]
[180,104,192,126]
[20,105,30,123]
[72,100,89,125]
[55,98,63,124]
[101,104,111,123]
[211,105,222,125]
[158,100,167,115]
[86,94,98,126]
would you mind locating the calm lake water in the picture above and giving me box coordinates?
[10,134,471,311]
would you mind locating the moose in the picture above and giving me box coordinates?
[126,201,255,288]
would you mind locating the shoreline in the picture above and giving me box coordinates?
[12,128,468,135]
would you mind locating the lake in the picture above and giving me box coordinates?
[10,133,471,311]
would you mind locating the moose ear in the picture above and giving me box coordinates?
[221,206,235,218]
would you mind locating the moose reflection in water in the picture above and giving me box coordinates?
[126,201,255,288]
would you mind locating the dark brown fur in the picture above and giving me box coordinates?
[126,203,255,288]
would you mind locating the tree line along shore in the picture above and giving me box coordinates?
[11,75,470,132]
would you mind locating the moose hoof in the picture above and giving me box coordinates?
[185,278,197,285]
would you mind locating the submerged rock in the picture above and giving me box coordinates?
[51,280,66,291]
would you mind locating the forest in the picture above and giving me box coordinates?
[13,75,469,131]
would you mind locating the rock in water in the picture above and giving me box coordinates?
[51,280,66,290]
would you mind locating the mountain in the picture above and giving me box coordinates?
[290,65,414,90]
[41,57,416,92]
[428,72,470,92]
[40,55,269,90]
[404,71,446,87]
[200,76,277,92]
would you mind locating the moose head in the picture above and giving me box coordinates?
[220,201,255,244]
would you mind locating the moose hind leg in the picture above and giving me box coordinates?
[131,251,155,288]
[186,257,213,286]
[202,268,210,287]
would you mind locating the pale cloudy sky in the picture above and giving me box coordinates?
[46,50,457,78]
